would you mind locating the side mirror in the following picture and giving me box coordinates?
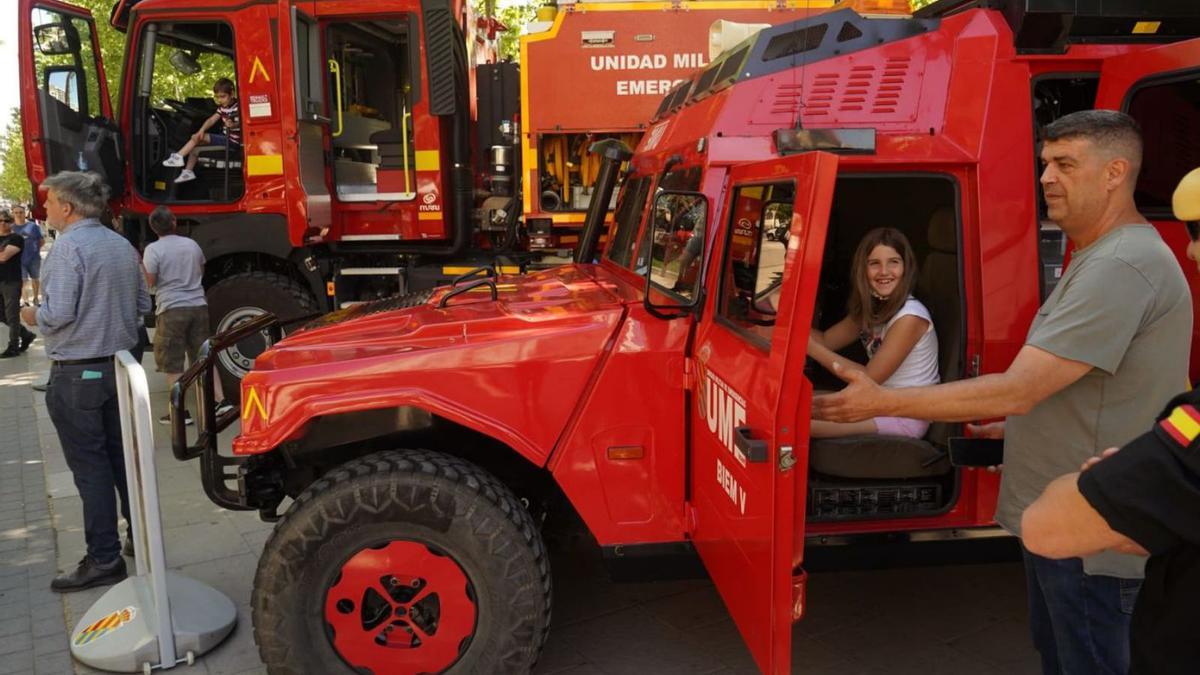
[643,190,708,318]
[45,68,82,113]
[169,50,203,75]
[34,23,77,56]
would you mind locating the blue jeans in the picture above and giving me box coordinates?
[1022,547,1140,675]
[46,361,131,564]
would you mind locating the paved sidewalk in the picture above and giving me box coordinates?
[2,336,1041,675]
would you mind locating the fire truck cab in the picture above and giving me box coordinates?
[163,0,1199,673]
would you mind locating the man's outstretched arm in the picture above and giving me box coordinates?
[813,344,1093,424]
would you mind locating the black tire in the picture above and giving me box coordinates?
[205,271,318,403]
[252,450,552,675]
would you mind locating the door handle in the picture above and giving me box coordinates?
[734,426,768,463]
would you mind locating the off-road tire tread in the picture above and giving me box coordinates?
[251,449,551,675]
[206,271,318,403]
[210,270,318,322]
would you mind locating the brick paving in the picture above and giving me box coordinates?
[1,325,1041,675]
[0,345,74,675]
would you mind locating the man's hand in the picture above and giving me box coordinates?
[812,362,889,422]
[191,131,204,144]
[967,421,1005,472]
[967,421,1005,439]
[1082,447,1120,472]
[20,306,37,326]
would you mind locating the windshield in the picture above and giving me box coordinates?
[605,175,653,269]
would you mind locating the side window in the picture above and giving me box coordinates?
[29,9,114,177]
[718,181,796,347]
[1126,75,1200,216]
[605,176,652,268]
[644,192,707,301]
[31,9,106,119]
[293,10,324,120]
[131,22,239,202]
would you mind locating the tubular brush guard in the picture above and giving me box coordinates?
[170,312,283,511]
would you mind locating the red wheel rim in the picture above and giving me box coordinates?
[324,540,477,674]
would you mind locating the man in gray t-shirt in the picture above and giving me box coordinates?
[142,206,229,423]
[813,110,1192,674]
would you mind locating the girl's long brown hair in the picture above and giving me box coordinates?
[847,227,919,329]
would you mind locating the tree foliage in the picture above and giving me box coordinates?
[0,109,30,204]
[477,0,543,62]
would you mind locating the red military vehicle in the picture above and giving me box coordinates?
[171,0,1200,673]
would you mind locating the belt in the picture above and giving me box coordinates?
[52,356,112,367]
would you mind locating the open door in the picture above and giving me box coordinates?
[688,151,837,673]
[1094,37,1200,381]
[18,0,120,213]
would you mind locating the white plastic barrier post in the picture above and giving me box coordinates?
[115,350,177,666]
[69,351,236,673]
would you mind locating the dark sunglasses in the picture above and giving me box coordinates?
[1187,221,1199,241]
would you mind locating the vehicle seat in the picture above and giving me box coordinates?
[808,207,959,479]
[194,144,243,169]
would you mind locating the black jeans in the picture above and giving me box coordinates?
[0,279,32,351]
[46,361,131,564]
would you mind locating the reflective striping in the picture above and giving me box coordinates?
[246,154,284,176]
[242,387,268,423]
[341,234,402,241]
[415,150,441,171]
[441,266,522,275]
[338,268,402,275]
[1161,404,1200,446]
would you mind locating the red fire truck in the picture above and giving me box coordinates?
[170,0,1196,673]
[15,0,837,399]
[519,0,836,252]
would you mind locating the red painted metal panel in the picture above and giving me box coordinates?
[1095,38,1200,383]
[689,151,836,674]
[231,265,625,464]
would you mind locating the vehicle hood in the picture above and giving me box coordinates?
[233,265,629,461]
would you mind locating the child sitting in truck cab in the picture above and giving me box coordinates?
[807,227,939,438]
[162,77,241,184]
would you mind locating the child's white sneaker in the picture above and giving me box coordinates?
[173,169,196,183]
[163,153,185,167]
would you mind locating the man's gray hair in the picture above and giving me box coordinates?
[41,171,110,218]
[1043,110,1144,176]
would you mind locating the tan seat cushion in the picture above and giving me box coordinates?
[810,435,950,479]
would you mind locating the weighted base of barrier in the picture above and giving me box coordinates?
[70,572,237,673]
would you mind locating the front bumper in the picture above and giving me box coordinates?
[170,313,285,514]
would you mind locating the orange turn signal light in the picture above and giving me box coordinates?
[606,446,644,460]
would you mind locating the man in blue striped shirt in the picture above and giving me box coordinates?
[21,171,151,592]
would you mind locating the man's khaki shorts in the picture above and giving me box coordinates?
[154,305,211,374]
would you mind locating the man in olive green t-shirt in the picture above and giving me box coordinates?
[813,110,1192,674]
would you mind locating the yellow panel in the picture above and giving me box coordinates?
[247,154,284,176]
[442,266,523,275]
[415,151,441,171]
[1132,21,1162,35]
[418,211,442,220]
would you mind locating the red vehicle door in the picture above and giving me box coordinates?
[18,0,118,213]
[688,152,837,673]
[1094,37,1200,380]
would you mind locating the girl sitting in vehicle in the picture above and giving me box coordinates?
[808,227,939,438]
